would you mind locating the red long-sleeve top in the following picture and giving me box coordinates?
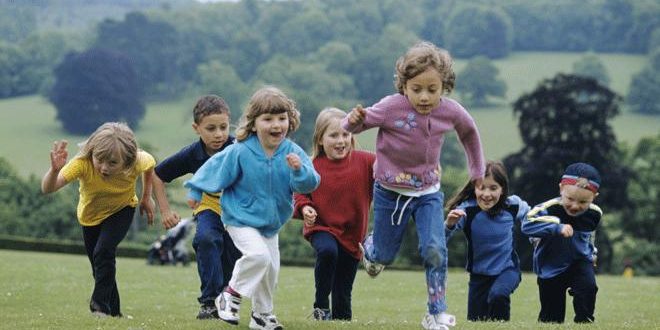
[293,150,376,260]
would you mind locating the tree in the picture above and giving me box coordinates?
[49,48,144,135]
[94,12,186,99]
[612,134,660,275]
[456,56,507,108]
[503,73,630,271]
[627,50,660,115]
[445,5,513,59]
[195,60,248,123]
[572,53,611,87]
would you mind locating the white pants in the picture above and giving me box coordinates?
[227,226,280,314]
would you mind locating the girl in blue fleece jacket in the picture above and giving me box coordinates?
[185,86,320,329]
[445,161,529,322]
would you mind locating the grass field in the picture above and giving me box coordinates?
[1,250,658,329]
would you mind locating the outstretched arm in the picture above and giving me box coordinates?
[152,173,181,229]
[41,140,69,194]
[139,168,156,225]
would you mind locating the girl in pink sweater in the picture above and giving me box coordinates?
[294,107,375,321]
[342,42,485,330]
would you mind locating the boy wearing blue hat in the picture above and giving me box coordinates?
[522,163,602,323]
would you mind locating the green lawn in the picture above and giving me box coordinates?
[0,249,658,329]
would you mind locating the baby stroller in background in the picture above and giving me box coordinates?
[147,218,194,266]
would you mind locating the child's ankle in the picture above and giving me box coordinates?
[226,286,241,298]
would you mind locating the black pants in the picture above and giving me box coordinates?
[82,206,134,316]
[537,260,598,323]
[311,231,359,320]
[467,267,521,321]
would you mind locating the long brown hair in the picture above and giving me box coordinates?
[446,160,509,214]
[234,86,300,142]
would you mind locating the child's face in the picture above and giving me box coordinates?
[559,184,597,216]
[475,175,503,211]
[193,113,230,155]
[253,112,289,154]
[92,151,124,179]
[320,119,352,160]
[403,67,444,115]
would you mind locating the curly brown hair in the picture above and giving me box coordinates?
[394,41,456,95]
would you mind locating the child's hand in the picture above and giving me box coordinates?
[187,199,200,209]
[560,224,574,237]
[140,197,155,225]
[161,210,181,229]
[50,140,68,171]
[347,105,366,125]
[445,209,465,228]
[302,205,317,227]
[286,153,301,170]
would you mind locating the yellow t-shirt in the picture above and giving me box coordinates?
[61,151,156,226]
[196,192,221,215]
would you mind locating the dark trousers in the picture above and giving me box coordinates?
[467,267,521,321]
[192,210,241,306]
[311,231,359,320]
[82,206,134,316]
[537,260,598,323]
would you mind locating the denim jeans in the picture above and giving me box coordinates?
[82,206,134,316]
[192,210,241,306]
[311,231,359,320]
[365,183,448,314]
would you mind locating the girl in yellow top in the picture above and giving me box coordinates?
[41,122,156,317]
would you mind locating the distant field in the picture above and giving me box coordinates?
[1,249,658,329]
[0,52,656,179]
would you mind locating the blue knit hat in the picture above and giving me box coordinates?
[560,162,601,193]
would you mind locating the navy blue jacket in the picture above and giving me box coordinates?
[521,197,602,279]
[446,195,530,276]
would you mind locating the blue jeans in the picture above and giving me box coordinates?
[311,231,359,320]
[365,183,447,314]
[192,210,241,306]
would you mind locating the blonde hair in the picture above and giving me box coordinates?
[235,86,300,141]
[394,41,456,95]
[77,122,138,172]
[311,107,356,159]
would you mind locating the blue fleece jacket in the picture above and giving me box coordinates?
[446,195,529,276]
[184,135,320,237]
[521,197,602,279]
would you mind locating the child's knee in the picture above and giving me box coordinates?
[316,246,338,262]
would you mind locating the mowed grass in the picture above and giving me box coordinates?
[0,52,657,178]
[0,250,658,330]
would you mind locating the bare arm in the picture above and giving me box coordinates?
[139,168,156,225]
[41,140,69,194]
[152,173,181,229]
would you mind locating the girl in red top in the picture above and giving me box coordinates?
[294,107,375,321]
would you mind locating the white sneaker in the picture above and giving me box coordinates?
[359,240,384,278]
[215,291,241,325]
[249,312,283,330]
[421,312,456,330]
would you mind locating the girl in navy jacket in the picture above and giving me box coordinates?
[445,161,529,321]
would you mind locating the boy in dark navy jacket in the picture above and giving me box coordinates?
[522,163,602,324]
[152,95,241,319]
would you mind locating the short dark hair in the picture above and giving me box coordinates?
[193,95,230,124]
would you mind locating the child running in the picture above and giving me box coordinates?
[293,107,376,321]
[184,86,320,329]
[151,95,241,319]
[445,161,529,322]
[342,41,485,330]
[522,163,602,324]
[41,122,156,317]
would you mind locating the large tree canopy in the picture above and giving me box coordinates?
[503,73,630,271]
[49,48,144,135]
